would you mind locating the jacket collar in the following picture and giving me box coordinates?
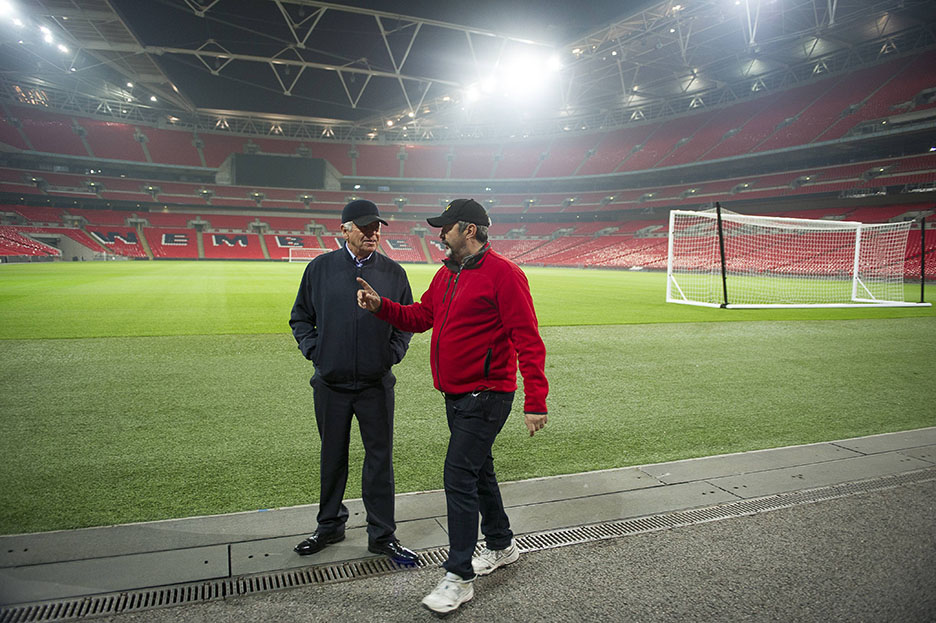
[444,242,489,273]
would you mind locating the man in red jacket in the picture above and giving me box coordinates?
[356,198,548,615]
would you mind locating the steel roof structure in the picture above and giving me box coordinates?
[1,0,934,142]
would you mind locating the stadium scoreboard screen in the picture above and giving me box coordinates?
[225,153,328,188]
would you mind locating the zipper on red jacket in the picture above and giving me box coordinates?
[434,270,459,389]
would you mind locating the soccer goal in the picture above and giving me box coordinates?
[286,247,330,262]
[666,206,930,308]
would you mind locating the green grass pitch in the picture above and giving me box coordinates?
[1,260,934,534]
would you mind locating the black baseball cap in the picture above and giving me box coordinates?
[426,198,490,228]
[341,199,388,227]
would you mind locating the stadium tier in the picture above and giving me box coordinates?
[145,228,199,259]
[494,139,552,179]
[81,119,147,163]
[3,51,935,181]
[401,144,450,179]
[380,235,427,263]
[356,144,402,178]
[0,225,60,256]
[201,232,266,259]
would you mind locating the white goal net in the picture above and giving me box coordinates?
[666,208,929,308]
[287,247,330,262]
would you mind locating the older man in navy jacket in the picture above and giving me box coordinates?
[290,199,417,564]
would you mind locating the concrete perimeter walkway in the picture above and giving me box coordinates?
[1,427,935,619]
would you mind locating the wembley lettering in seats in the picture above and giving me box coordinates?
[162,233,189,246]
[384,239,413,250]
[90,231,138,245]
[211,234,248,247]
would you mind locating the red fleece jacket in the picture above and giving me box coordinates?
[375,245,549,414]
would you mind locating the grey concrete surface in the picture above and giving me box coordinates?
[90,479,936,623]
[1,427,935,617]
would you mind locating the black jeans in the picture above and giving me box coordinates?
[442,390,515,580]
[312,374,396,545]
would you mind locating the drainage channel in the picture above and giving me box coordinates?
[3,467,934,623]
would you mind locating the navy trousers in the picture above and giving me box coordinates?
[442,390,515,580]
[312,374,396,545]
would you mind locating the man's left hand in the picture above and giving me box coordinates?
[524,412,547,436]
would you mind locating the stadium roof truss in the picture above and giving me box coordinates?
[2,0,934,142]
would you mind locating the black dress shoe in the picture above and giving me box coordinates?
[294,530,345,556]
[368,539,419,565]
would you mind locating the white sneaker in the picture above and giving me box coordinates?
[421,572,474,614]
[471,540,520,576]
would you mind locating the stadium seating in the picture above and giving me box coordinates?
[9,205,66,224]
[0,226,61,256]
[494,139,551,179]
[576,125,657,176]
[536,134,602,178]
[81,119,147,162]
[16,108,88,156]
[15,225,108,254]
[141,127,203,167]
[145,227,200,259]
[356,144,403,178]
[85,228,147,257]
[380,234,427,263]
[449,144,498,179]
[201,232,266,259]
[402,144,450,179]
[0,114,30,150]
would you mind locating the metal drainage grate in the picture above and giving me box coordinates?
[2,467,934,623]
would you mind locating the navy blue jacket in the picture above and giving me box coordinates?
[290,247,413,390]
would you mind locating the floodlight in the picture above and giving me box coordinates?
[57,43,68,53]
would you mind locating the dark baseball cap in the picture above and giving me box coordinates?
[426,198,490,228]
[341,199,388,227]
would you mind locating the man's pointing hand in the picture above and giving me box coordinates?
[356,277,382,312]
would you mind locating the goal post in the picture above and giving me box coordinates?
[286,247,330,262]
[666,207,930,308]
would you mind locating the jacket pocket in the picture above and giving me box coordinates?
[483,348,492,379]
